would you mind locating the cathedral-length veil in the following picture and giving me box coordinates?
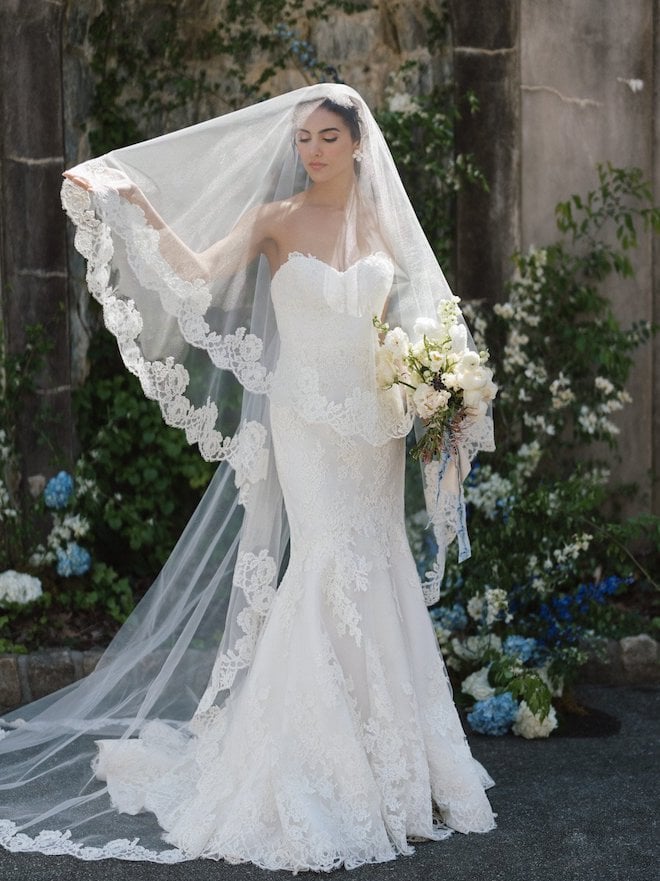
[0,83,493,861]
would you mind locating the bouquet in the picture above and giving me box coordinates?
[374,294,497,462]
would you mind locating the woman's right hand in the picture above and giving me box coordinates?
[62,168,137,200]
[62,171,94,191]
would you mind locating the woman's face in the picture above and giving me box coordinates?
[294,107,358,183]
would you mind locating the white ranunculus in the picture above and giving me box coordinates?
[383,327,410,358]
[512,700,558,739]
[461,665,496,701]
[449,323,468,354]
[412,383,445,420]
[442,371,459,390]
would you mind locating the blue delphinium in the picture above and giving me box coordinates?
[467,692,518,736]
[503,635,538,663]
[430,603,468,631]
[56,543,91,578]
[44,471,74,509]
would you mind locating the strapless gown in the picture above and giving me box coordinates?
[93,252,497,873]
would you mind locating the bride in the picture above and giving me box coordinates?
[0,84,496,872]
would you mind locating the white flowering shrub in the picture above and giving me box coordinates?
[425,164,660,737]
[377,70,487,272]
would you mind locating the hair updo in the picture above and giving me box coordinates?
[318,97,361,143]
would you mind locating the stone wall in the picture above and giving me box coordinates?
[519,0,658,512]
[450,0,659,514]
[1,637,658,714]
[0,0,75,489]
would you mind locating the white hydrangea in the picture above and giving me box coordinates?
[461,665,496,701]
[0,570,43,605]
[466,594,484,621]
[451,633,502,662]
[484,587,511,625]
[464,469,514,520]
[512,700,558,738]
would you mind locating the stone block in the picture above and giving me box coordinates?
[27,650,75,700]
[450,0,518,50]
[0,656,22,711]
[578,638,627,686]
[620,634,660,684]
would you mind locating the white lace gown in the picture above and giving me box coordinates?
[93,253,497,873]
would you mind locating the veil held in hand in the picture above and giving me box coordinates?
[0,83,493,860]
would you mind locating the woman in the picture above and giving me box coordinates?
[0,84,496,871]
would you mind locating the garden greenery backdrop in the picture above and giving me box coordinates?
[0,0,658,740]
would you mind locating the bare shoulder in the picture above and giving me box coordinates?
[256,194,304,229]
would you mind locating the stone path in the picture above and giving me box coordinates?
[1,684,657,881]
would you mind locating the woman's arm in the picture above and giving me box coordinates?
[62,171,270,283]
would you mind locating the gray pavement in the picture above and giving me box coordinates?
[0,684,657,881]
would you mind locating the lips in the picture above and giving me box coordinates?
[309,162,326,171]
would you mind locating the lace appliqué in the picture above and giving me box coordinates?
[195,549,277,713]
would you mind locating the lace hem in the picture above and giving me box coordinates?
[61,177,268,498]
[0,820,187,863]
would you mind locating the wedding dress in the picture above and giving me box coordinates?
[92,251,496,871]
[0,84,497,870]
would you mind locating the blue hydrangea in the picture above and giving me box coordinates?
[44,471,74,509]
[430,603,468,632]
[56,543,91,578]
[467,692,518,736]
[503,635,538,663]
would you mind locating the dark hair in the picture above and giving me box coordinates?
[319,97,361,143]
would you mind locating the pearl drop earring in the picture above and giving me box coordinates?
[352,148,363,162]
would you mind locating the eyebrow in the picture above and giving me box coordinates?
[296,127,341,134]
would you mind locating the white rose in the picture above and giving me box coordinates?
[460,351,480,370]
[512,700,558,739]
[442,371,459,390]
[412,383,445,420]
[383,327,410,357]
[457,365,488,392]
[461,665,496,701]
[413,317,441,340]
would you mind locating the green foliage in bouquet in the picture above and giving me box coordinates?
[417,164,660,737]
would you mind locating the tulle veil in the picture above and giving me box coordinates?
[0,83,493,860]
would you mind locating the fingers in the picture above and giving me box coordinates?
[62,172,93,191]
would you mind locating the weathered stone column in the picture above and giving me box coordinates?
[449,0,521,303]
[0,0,74,494]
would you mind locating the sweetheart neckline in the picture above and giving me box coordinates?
[270,250,391,286]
